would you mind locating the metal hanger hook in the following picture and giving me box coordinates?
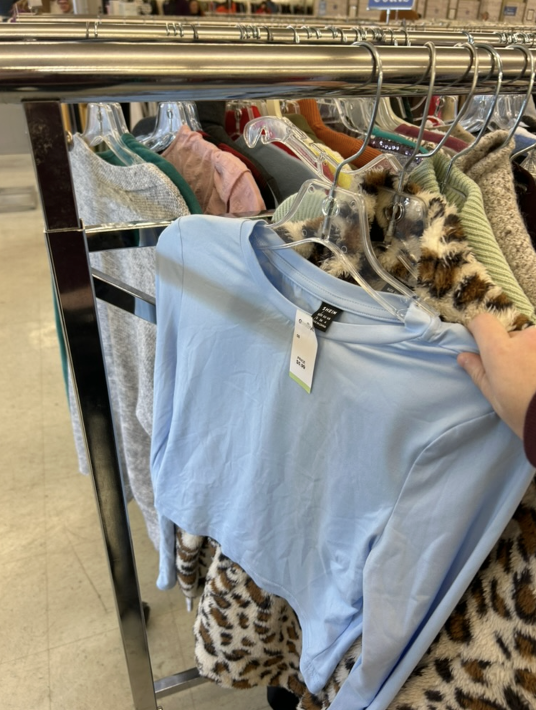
[498,44,534,150]
[395,41,437,194]
[286,25,300,44]
[331,41,383,178]
[321,41,383,236]
[461,30,475,45]
[420,43,480,161]
[442,44,504,190]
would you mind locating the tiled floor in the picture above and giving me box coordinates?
[0,154,271,710]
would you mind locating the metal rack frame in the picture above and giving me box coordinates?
[1,27,535,710]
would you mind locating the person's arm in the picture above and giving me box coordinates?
[524,392,536,466]
[457,313,536,466]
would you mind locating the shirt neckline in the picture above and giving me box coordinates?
[240,218,446,346]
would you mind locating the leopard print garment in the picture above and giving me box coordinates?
[186,175,534,708]
[301,478,536,710]
[175,529,213,598]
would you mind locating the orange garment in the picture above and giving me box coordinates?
[297,99,381,169]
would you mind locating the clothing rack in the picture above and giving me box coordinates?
[1,28,536,710]
[0,42,535,103]
[4,17,536,45]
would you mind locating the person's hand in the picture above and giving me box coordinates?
[457,313,536,439]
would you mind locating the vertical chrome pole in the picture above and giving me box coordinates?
[23,100,158,710]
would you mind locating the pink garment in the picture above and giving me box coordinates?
[162,125,265,216]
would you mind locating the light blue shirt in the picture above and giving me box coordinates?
[151,215,534,710]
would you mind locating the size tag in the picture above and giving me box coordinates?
[289,310,318,394]
[312,302,341,332]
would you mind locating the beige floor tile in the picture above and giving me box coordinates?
[0,650,51,710]
[173,605,197,665]
[0,482,46,565]
[46,536,119,649]
[188,682,271,710]
[42,423,79,480]
[0,154,37,188]
[0,555,48,665]
[0,419,45,492]
[45,471,104,548]
[49,630,133,710]
[157,688,196,710]
[0,323,43,396]
[146,611,186,681]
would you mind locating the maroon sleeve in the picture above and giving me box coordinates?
[524,392,536,467]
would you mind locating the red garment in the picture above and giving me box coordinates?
[524,392,536,467]
[297,99,382,168]
[225,106,261,140]
[395,124,469,153]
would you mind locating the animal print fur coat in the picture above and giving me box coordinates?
[175,172,535,710]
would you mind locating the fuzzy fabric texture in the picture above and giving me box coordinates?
[274,171,530,331]
[187,171,534,710]
[456,131,536,310]
[410,150,536,321]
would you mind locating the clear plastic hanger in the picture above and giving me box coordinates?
[339,97,373,135]
[243,116,359,188]
[381,43,480,280]
[280,99,301,115]
[109,103,130,134]
[183,101,202,132]
[263,42,438,322]
[80,103,144,166]
[138,102,189,152]
[315,98,349,131]
[495,45,535,149]
[505,46,536,168]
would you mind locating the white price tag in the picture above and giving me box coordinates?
[289,310,318,394]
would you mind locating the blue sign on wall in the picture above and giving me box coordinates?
[367,0,415,9]
[503,5,518,15]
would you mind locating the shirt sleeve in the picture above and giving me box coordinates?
[328,411,534,710]
[524,392,536,467]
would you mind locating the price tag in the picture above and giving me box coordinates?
[289,310,318,394]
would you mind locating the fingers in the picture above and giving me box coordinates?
[466,313,509,349]
[465,313,512,373]
[457,351,493,403]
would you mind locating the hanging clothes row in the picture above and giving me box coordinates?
[61,74,536,710]
[6,30,536,710]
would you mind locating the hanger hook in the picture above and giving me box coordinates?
[421,43,480,161]
[498,44,535,151]
[332,41,383,178]
[442,44,504,190]
[461,30,475,45]
[395,41,437,194]
[258,24,273,42]
[383,27,395,45]
[286,25,300,44]
[320,41,384,236]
